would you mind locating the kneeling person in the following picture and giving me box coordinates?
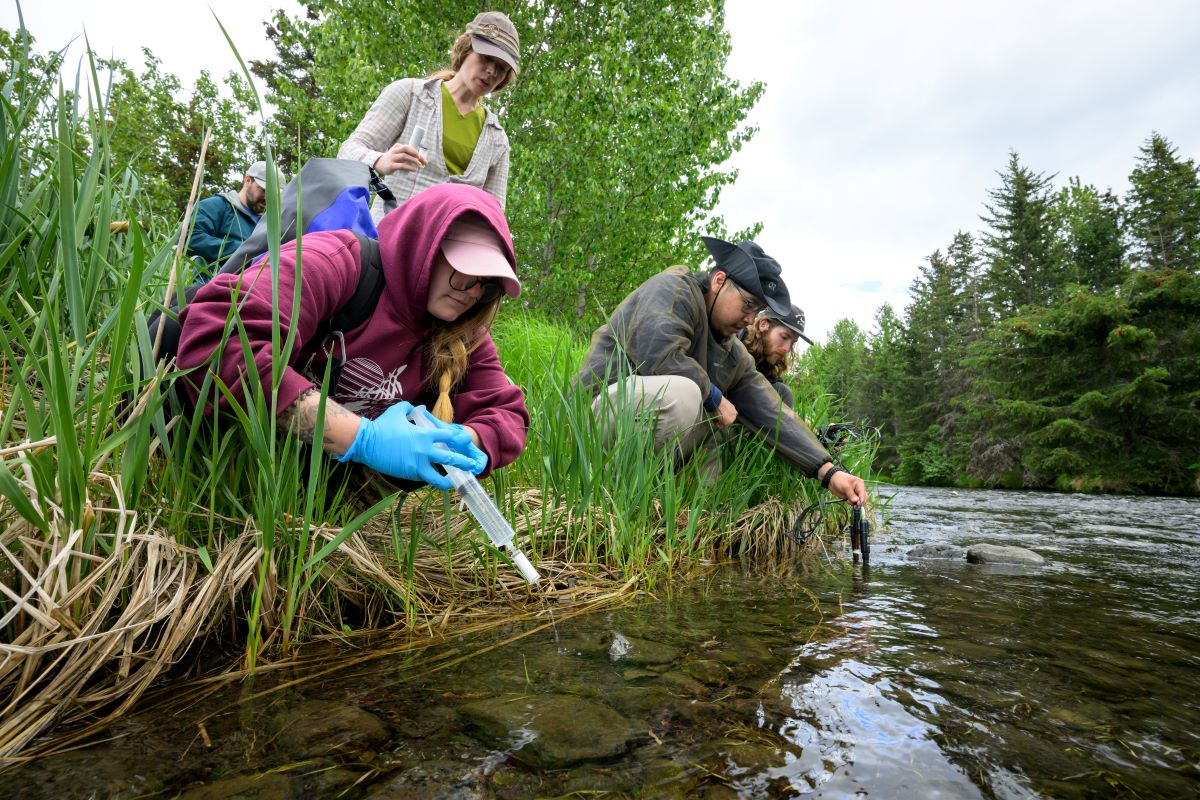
[176,184,529,489]
[575,235,865,504]
[740,305,812,409]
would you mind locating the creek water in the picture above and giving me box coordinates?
[7,486,1199,799]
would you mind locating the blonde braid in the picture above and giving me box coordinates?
[427,299,500,423]
[432,337,468,422]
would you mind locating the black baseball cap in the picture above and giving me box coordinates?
[759,304,813,345]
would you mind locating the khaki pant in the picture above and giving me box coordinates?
[592,375,722,480]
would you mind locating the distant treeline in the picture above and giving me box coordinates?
[798,136,1200,495]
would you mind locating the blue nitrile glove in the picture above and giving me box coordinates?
[338,401,479,490]
[409,405,489,476]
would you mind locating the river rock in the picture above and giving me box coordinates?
[460,694,641,769]
[657,670,707,697]
[1032,521,1055,533]
[908,543,966,560]
[361,759,486,800]
[604,633,681,666]
[966,543,1045,565]
[178,773,296,800]
[682,658,730,686]
[272,700,390,757]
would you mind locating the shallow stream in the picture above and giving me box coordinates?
[7,486,1200,798]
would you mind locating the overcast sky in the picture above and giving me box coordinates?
[6,0,1199,339]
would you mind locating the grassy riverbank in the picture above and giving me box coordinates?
[0,43,877,761]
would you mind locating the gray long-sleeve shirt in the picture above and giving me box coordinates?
[576,265,833,477]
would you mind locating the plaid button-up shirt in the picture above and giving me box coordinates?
[338,77,510,217]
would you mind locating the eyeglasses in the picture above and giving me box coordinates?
[731,282,766,316]
[449,270,504,303]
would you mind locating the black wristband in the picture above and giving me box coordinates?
[820,465,842,489]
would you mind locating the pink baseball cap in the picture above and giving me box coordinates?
[439,216,521,298]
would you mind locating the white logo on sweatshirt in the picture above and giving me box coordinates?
[337,358,408,416]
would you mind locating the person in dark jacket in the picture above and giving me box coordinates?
[186,161,284,282]
[739,305,813,409]
[576,236,866,505]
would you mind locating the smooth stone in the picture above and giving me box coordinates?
[657,671,707,696]
[623,668,659,681]
[1032,521,1055,533]
[361,759,486,800]
[908,543,967,560]
[605,634,681,666]
[272,700,390,757]
[601,684,676,718]
[682,659,731,686]
[460,694,641,769]
[966,543,1045,565]
[1045,706,1095,728]
[178,773,296,800]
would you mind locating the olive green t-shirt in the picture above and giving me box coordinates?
[441,83,485,176]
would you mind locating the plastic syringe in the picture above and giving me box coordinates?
[407,406,540,584]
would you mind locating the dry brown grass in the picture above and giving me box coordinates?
[0,476,818,765]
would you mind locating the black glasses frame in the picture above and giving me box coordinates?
[731,282,766,315]
[449,270,504,303]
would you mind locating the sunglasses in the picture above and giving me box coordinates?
[731,282,766,316]
[449,270,504,303]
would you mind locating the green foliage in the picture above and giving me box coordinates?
[1126,133,1200,272]
[252,0,763,322]
[975,274,1199,493]
[101,49,262,225]
[802,137,1200,495]
[980,152,1061,314]
[1052,178,1126,291]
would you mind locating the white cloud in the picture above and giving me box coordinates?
[719,0,1200,339]
[2,1,296,85]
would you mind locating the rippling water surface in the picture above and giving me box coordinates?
[9,487,1200,799]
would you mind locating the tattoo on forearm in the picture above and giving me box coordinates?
[284,388,321,445]
[283,388,359,454]
[320,401,358,452]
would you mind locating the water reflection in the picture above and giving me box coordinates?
[7,487,1200,799]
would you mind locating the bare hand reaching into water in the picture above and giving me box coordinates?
[373,143,428,175]
[816,463,868,507]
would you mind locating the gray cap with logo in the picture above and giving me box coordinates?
[465,11,520,74]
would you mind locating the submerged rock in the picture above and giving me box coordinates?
[460,694,641,769]
[908,543,966,560]
[272,700,390,757]
[361,759,487,800]
[604,633,680,666]
[1032,521,1055,534]
[682,659,730,686]
[178,773,295,800]
[966,543,1045,565]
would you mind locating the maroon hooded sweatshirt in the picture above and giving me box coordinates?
[175,184,529,476]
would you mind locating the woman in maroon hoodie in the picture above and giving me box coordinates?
[175,183,529,489]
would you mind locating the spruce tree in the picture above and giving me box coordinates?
[1126,133,1200,272]
[979,152,1061,315]
[1052,178,1127,292]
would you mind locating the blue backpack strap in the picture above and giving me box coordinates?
[322,233,386,393]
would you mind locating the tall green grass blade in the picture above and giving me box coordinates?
[0,459,48,530]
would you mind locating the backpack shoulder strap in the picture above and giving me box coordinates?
[322,234,387,393]
[329,234,385,334]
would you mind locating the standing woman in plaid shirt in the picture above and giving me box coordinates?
[339,11,519,219]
